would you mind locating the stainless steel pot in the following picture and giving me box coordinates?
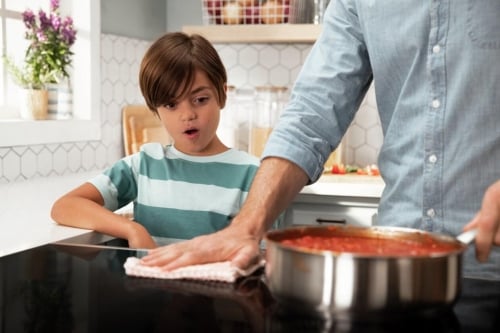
[264,225,468,315]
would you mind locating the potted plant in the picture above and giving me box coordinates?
[3,0,77,120]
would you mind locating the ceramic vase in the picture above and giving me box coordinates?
[47,81,73,120]
[19,88,49,120]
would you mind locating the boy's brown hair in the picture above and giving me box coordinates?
[139,32,227,113]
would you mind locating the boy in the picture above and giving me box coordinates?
[51,32,261,249]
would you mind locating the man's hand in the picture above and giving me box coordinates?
[140,223,261,270]
[464,180,500,262]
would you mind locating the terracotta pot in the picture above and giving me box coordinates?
[20,88,49,120]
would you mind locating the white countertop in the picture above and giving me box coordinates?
[302,174,385,198]
[0,172,97,257]
[0,171,384,257]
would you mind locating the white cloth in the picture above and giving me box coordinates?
[124,257,264,283]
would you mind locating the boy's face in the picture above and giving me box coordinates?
[156,70,226,156]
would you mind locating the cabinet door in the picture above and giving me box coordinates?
[284,203,377,227]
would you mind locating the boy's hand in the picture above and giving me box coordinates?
[126,221,157,249]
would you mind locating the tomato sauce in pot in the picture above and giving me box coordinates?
[280,233,463,256]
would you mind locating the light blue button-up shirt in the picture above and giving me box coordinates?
[263,0,500,279]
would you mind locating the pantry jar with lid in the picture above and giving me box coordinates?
[217,85,238,148]
[217,86,255,151]
[249,86,288,157]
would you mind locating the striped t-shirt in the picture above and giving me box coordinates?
[88,143,260,240]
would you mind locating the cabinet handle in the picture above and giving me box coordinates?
[315,218,347,224]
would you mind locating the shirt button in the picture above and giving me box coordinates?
[428,154,437,163]
[432,44,441,53]
[432,99,441,108]
[427,208,435,218]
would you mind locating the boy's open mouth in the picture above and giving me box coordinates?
[184,128,199,135]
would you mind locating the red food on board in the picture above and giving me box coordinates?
[331,163,346,174]
[356,168,367,175]
[331,163,380,176]
[368,164,380,176]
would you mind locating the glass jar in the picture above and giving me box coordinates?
[217,85,238,148]
[249,86,288,157]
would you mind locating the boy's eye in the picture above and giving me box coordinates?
[163,102,177,110]
[193,96,209,104]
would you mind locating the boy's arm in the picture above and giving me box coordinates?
[51,182,156,249]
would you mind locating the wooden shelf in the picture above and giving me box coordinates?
[182,24,321,43]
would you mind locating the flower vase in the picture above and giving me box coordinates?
[19,88,49,120]
[48,81,73,120]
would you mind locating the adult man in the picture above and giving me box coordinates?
[144,0,500,280]
[144,3,500,328]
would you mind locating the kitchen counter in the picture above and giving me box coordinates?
[302,174,384,198]
[1,243,498,332]
[0,172,99,257]
[0,172,384,257]
[284,174,384,227]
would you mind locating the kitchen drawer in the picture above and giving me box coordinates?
[284,203,378,227]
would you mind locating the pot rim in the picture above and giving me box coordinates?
[265,225,466,259]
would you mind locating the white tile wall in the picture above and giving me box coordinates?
[0,34,382,184]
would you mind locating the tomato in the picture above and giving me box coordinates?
[356,168,367,175]
[366,164,380,176]
[331,163,380,176]
[331,163,346,174]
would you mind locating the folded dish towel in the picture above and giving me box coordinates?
[124,257,265,283]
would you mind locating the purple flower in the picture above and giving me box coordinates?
[36,29,47,42]
[22,10,36,28]
[50,0,60,12]
[61,17,76,45]
[63,16,73,26]
[51,14,61,30]
[38,10,52,31]
[62,30,75,45]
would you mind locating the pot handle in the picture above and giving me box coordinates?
[456,228,477,245]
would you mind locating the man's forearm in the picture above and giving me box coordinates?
[231,157,309,239]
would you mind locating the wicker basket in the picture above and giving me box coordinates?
[201,0,291,25]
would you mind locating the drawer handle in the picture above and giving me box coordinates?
[315,218,347,224]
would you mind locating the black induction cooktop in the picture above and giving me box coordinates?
[1,242,499,333]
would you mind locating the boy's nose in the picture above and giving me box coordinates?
[179,105,196,121]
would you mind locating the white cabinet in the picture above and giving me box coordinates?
[284,193,380,228]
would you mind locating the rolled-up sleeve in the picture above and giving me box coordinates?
[261,0,373,184]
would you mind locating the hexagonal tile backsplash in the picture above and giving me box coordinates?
[0,34,382,184]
